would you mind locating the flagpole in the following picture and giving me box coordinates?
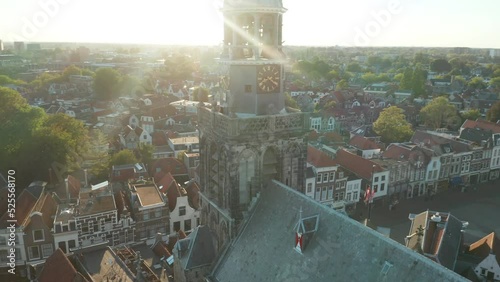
[367,164,376,222]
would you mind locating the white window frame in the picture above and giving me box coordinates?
[41,244,53,258]
[29,246,40,260]
[179,206,186,216]
[33,229,44,242]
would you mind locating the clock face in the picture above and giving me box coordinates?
[257,65,280,93]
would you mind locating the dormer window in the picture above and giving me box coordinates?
[293,210,320,254]
[381,261,393,275]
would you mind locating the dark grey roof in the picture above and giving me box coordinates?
[175,225,216,270]
[459,127,492,144]
[406,211,464,271]
[0,173,6,188]
[350,125,379,138]
[438,214,464,271]
[25,181,47,199]
[411,131,472,154]
[213,181,467,282]
[305,167,315,179]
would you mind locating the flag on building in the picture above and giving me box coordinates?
[364,186,374,204]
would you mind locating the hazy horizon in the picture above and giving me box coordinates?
[1,0,500,49]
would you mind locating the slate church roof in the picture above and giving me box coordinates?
[212,180,467,282]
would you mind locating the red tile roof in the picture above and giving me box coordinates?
[468,232,500,265]
[22,192,57,229]
[38,248,88,282]
[154,171,171,190]
[349,135,382,150]
[152,240,172,258]
[178,230,187,239]
[56,175,81,200]
[382,144,412,160]
[114,190,125,215]
[308,130,319,141]
[461,119,500,134]
[334,149,383,180]
[67,175,81,198]
[167,235,179,253]
[323,132,344,143]
[154,171,182,212]
[0,190,37,228]
[152,131,168,146]
[123,125,145,137]
[307,146,337,168]
[150,158,188,176]
[185,181,200,210]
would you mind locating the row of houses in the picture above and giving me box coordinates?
[310,119,500,208]
[0,160,201,278]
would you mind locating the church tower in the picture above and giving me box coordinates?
[198,0,310,251]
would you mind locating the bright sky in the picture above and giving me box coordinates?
[1,0,499,48]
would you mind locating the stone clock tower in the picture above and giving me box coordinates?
[198,0,310,251]
[221,0,287,116]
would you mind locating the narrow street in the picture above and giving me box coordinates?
[354,181,500,245]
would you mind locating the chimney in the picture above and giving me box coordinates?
[155,232,163,244]
[84,169,88,188]
[65,177,70,201]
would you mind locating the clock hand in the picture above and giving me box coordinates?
[267,76,278,85]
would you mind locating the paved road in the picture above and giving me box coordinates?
[354,181,500,245]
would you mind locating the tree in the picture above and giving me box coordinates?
[285,92,299,109]
[109,150,138,167]
[177,150,187,163]
[460,109,481,122]
[373,106,414,144]
[94,68,122,100]
[430,59,452,73]
[335,79,349,90]
[399,67,413,90]
[119,74,144,97]
[453,76,466,85]
[414,52,429,65]
[489,77,500,90]
[43,113,89,166]
[192,87,209,102]
[487,101,500,122]
[420,97,461,129]
[163,54,195,81]
[314,100,336,113]
[493,69,500,78]
[393,73,404,82]
[87,129,110,182]
[0,75,25,85]
[411,65,427,97]
[361,73,378,85]
[61,65,82,81]
[0,87,89,187]
[138,143,154,168]
[346,63,363,73]
[468,77,487,90]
